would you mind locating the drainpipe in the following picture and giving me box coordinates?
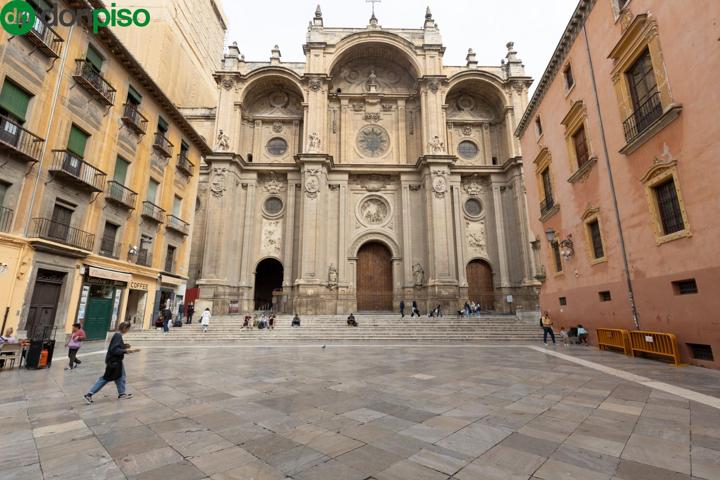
[23,24,76,235]
[582,25,640,329]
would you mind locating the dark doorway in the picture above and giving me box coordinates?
[26,269,65,340]
[356,242,393,311]
[467,260,494,311]
[254,258,283,310]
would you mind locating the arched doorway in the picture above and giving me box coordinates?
[467,260,494,311]
[356,242,393,311]
[254,259,283,310]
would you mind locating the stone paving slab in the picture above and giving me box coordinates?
[1,344,719,479]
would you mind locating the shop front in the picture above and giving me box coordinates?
[153,274,186,325]
[77,267,129,340]
[124,274,157,329]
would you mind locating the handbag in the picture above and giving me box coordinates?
[103,358,122,381]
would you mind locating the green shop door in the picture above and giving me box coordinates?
[83,285,115,340]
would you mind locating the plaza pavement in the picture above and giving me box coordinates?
[2,342,720,480]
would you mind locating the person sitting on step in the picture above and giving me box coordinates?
[347,313,358,327]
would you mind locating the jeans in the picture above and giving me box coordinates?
[186,314,193,324]
[68,348,79,368]
[89,365,125,396]
[162,319,169,333]
[543,327,556,344]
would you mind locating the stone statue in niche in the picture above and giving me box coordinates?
[327,264,338,290]
[308,132,321,153]
[216,130,230,151]
[366,68,379,92]
[428,135,445,153]
[412,263,424,287]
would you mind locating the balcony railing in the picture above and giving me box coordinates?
[0,206,13,233]
[106,181,137,209]
[121,103,148,135]
[152,132,174,157]
[166,215,189,235]
[136,249,152,267]
[29,218,94,251]
[24,14,63,58]
[72,60,116,106]
[176,153,194,176]
[623,91,663,143]
[98,238,122,259]
[141,201,165,223]
[540,197,556,217]
[0,114,44,163]
[49,150,107,193]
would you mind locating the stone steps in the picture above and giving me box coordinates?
[124,313,541,344]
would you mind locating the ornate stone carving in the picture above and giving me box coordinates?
[328,184,340,191]
[359,196,390,226]
[461,125,472,136]
[272,121,283,133]
[412,263,424,287]
[221,75,234,90]
[408,184,422,191]
[431,168,448,198]
[428,81,440,92]
[466,221,487,256]
[215,130,230,151]
[381,103,394,112]
[262,172,285,195]
[308,132,321,153]
[352,102,365,112]
[261,220,281,257]
[304,168,321,198]
[357,125,390,157]
[308,78,322,91]
[359,174,391,192]
[210,167,228,198]
[327,263,338,290]
[428,135,445,153]
[463,177,484,197]
[364,112,381,123]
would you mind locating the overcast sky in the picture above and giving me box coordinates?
[221,0,578,92]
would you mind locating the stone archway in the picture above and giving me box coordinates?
[254,258,283,310]
[466,259,494,310]
[356,242,393,311]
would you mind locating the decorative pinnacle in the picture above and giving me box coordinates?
[425,6,432,19]
[315,4,322,17]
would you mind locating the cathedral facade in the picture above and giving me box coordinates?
[188,7,542,315]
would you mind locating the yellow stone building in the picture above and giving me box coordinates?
[0,0,211,340]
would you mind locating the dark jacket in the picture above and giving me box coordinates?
[162,308,172,321]
[103,332,127,381]
[400,301,405,310]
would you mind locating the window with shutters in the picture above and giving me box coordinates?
[85,45,104,73]
[563,64,575,91]
[173,196,182,216]
[551,241,563,273]
[582,208,606,264]
[99,222,119,258]
[533,147,558,221]
[127,85,142,106]
[67,125,89,157]
[113,156,129,185]
[147,179,159,203]
[561,101,596,180]
[0,79,32,124]
[572,126,590,168]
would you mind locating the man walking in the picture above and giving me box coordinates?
[186,302,195,324]
[399,300,405,318]
[177,303,184,324]
[161,305,172,333]
[541,311,556,346]
[411,300,421,317]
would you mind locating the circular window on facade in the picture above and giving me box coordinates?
[464,198,483,217]
[458,140,478,159]
[357,125,390,158]
[266,137,288,156]
[264,197,284,215]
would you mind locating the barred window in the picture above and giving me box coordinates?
[653,178,684,235]
[551,241,563,272]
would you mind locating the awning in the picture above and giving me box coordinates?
[161,275,186,286]
[88,266,131,283]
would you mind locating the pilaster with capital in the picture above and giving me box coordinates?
[421,158,457,284]
[296,155,331,282]
[491,181,510,288]
[239,177,257,287]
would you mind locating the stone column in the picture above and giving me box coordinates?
[451,182,467,287]
[421,157,457,284]
[397,99,407,162]
[239,179,257,287]
[481,123,492,165]
[337,176,349,283]
[282,179,298,287]
[295,155,331,283]
[340,98,349,163]
[491,182,510,288]
[400,178,414,287]
[252,120,263,161]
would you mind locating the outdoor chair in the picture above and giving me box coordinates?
[0,343,22,370]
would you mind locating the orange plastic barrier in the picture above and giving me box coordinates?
[596,328,631,355]
[628,330,681,366]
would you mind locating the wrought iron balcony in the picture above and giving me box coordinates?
[121,103,148,135]
[166,215,189,235]
[24,14,63,58]
[623,91,663,143]
[136,248,152,267]
[98,238,122,259]
[49,150,107,193]
[176,153,194,176]
[540,197,556,217]
[106,180,137,209]
[152,131,174,158]
[29,218,94,251]
[141,201,165,223]
[72,60,116,106]
[0,114,44,163]
[0,206,13,233]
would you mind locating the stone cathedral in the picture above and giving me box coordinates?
[187,7,542,315]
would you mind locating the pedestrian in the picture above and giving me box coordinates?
[540,311,556,346]
[559,326,569,347]
[200,308,211,333]
[411,300,421,317]
[577,324,589,345]
[161,305,172,333]
[177,303,184,323]
[84,322,138,404]
[269,314,275,330]
[399,300,405,318]
[65,322,86,370]
[291,314,301,327]
[347,313,358,327]
[186,302,195,324]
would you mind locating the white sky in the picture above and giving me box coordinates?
[221,0,578,92]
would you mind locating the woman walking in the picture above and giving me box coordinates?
[84,322,138,403]
[200,308,211,333]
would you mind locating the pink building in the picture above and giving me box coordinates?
[517,0,720,367]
